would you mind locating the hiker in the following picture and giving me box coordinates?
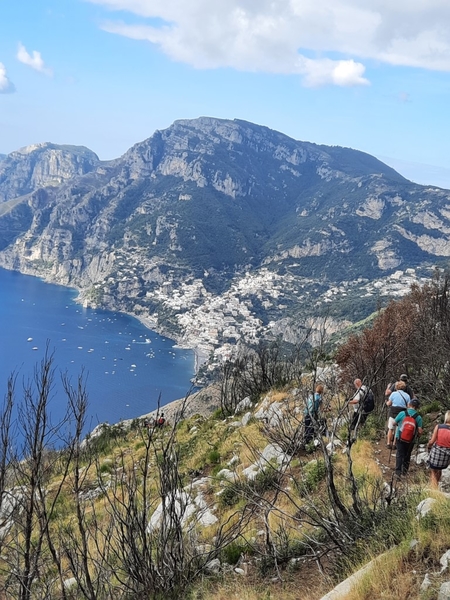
[394,398,422,477]
[385,374,414,399]
[427,411,450,488]
[303,384,324,444]
[385,380,411,449]
[348,379,374,434]
[156,413,165,427]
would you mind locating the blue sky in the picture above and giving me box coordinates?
[1,0,450,187]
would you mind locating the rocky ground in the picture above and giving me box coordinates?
[122,383,222,428]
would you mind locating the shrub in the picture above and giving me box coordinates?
[99,460,114,474]
[218,484,241,508]
[87,425,125,455]
[301,459,327,494]
[207,449,221,465]
[221,541,249,565]
[252,467,280,494]
[420,400,441,414]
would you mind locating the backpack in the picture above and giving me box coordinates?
[305,393,321,417]
[399,412,417,443]
[363,389,374,413]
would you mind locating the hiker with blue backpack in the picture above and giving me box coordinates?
[394,398,423,478]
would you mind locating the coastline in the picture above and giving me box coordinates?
[0,264,211,374]
[131,312,210,374]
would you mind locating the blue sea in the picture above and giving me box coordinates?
[0,268,195,434]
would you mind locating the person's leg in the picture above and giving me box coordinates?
[350,411,359,432]
[387,418,396,447]
[304,414,313,443]
[403,442,414,474]
[395,440,407,476]
[430,469,441,488]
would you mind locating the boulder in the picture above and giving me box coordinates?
[438,581,450,600]
[241,412,252,426]
[420,573,432,591]
[234,397,252,414]
[416,497,437,519]
[440,549,450,573]
[205,558,221,574]
[216,469,237,482]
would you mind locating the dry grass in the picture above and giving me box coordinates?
[351,439,382,480]
[3,384,449,600]
[193,570,331,600]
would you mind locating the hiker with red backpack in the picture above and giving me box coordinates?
[394,398,423,478]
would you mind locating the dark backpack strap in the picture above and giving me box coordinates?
[398,390,408,409]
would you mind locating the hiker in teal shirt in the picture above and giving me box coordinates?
[394,398,423,477]
[304,383,324,444]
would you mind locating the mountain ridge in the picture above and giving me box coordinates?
[0,117,449,362]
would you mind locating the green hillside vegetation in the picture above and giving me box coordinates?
[2,274,450,599]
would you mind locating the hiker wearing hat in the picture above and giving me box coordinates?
[394,398,423,478]
[386,380,411,449]
[385,374,414,400]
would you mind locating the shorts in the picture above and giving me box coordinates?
[428,445,450,470]
[388,417,398,430]
[388,407,405,430]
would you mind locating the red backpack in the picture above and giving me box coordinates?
[399,412,417,443]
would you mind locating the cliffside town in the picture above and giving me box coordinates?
[0,117,448,369]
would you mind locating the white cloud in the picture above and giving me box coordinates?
[0,63,15,94]
[17,43,53,76]
[298,58,369,88]
[86,0,450,85]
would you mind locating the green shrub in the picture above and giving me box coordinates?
[212,408,224,420]
[221,541,249,565]
[86,425,125,455]
[207,449,221,465]
[420,400,441,414]
[99,460,114,474]
[302,459,327,494]
[358,413,384,440]
[218,484,241,508]
[252,467,280,494]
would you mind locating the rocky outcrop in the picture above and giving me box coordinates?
[0,143,99,204]
[0,117,450,351]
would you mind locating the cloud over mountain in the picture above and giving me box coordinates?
[87,0,450,85]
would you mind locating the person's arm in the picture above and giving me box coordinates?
[385,383,394,397]
[427,425,439,450]
[394,411,405,426]
[349,389,363,406]
[417,416,423,436]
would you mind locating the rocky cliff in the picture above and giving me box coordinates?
[0,117,449,358]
